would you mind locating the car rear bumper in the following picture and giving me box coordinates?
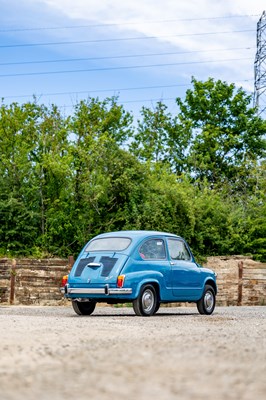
[61,284,132,296]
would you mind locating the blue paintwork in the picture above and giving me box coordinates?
[65,230,217,304]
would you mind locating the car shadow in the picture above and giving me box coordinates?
[69,310,199,317]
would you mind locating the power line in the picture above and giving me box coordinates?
[0,14,259,33]
[0,46,254,67]
[56,98,183,110]
[62,97,180,108]
[124,97,184,104]
[56,84,254,108]
[0,57,252,78]
[1,84,191,99]
[1,78,254,101]
[0,29,254,48]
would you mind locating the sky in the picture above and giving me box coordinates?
[0,0,265,120]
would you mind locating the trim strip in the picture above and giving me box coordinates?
[66,287,132,295]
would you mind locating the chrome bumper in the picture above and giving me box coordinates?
[62,284,132,296]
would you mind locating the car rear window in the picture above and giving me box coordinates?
[85,237,131,252]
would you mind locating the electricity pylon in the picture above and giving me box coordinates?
[254,11,266,119]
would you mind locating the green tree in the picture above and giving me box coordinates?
[69,98,134,248]
[176,77,266,186]
[0,101,73,256]
[30,104,73,255]
[131,101,191,173]
[0,101,41,254]
[241,162,266,260]
[0,91,265,262]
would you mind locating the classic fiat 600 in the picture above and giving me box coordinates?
[61,231,217,316]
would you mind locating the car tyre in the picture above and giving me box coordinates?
[154,302,160,314]
[72,300,96,316]
[197,285,215,315]
[133,284,157,316]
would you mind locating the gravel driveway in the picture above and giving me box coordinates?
[0,305,265,400]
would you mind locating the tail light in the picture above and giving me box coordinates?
[117,275,125,288]
[61,275,68,287]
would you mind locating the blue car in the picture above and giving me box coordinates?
[62,231,217,316]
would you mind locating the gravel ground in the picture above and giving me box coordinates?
[0,304,265,400]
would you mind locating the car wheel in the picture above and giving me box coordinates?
[197,285,215,315]
[72,300,96,316]
[154,302,160,314]
[133,284,157,316]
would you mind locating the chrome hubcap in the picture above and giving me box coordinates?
[204,290,214,312]
[142,289,154,312]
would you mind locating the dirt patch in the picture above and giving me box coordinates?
[0,305,265,400]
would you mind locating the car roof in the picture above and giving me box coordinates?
[85,231,184,255]
[93,230,181,239]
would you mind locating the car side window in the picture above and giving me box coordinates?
[139,239,166,260]
[167,239,191,261]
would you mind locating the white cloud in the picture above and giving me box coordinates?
[2,0,263,107]
[37,0,264,91]
[40,0,265,25]
[41,0,265,19]
[38,1,263,54]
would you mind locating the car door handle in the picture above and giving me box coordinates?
[86,262,101,268]
[170,262,177,265]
